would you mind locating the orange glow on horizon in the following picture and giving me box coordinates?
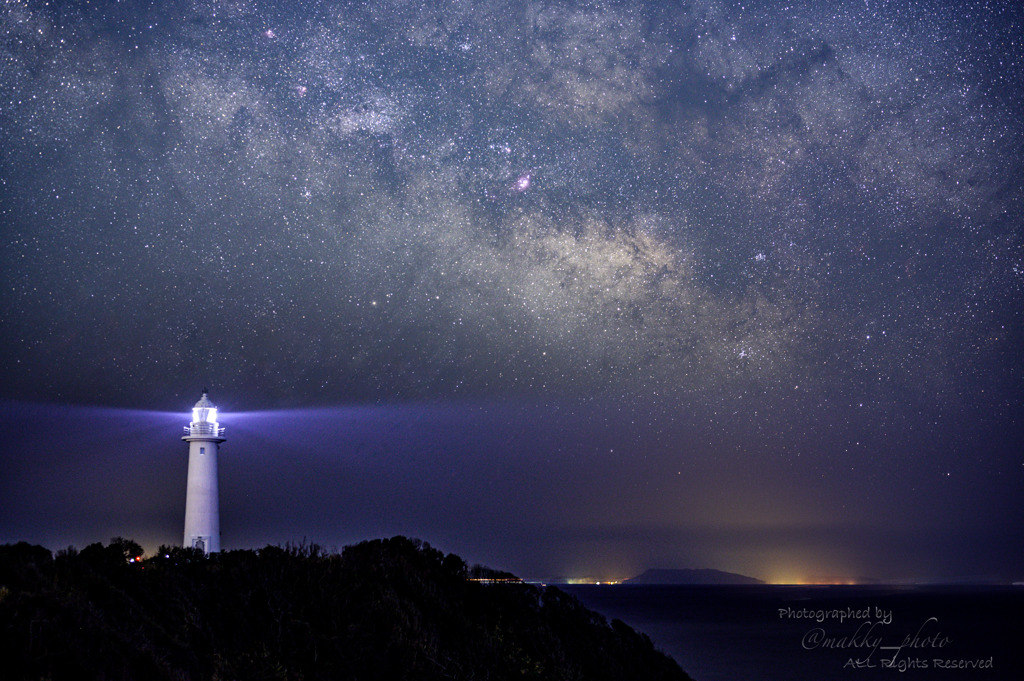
[763,564,861,586]
[769,577,861,586]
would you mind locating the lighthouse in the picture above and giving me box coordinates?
[182,389,225,553]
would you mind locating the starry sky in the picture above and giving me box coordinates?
[1,0,1022,583]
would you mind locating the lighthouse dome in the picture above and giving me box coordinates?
[193,391,216,411]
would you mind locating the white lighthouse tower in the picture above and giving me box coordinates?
[182,389,225,553]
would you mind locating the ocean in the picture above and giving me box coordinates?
[562,584,1023,681]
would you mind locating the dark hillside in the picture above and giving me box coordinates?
[0,537,692,681]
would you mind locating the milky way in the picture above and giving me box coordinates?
[1,0,1022,581]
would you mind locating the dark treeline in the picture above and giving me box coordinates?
[0,536,692,681]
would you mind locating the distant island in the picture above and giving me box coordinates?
[625,568,764,585]
[0,537,693,681]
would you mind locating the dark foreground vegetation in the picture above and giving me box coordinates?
[0,537,692,681]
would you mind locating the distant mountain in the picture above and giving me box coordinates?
[625,568,764,585]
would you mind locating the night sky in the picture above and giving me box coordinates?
[2,0,1022,584]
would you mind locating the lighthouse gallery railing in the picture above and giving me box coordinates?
[183,424,225,436]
